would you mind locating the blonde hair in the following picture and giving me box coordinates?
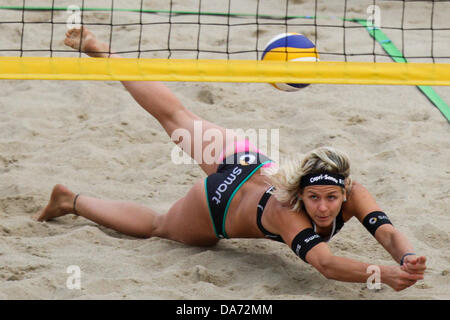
[266,146,353,212]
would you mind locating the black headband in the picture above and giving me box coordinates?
[300,172,345,188]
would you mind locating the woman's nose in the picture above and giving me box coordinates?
[318,200,328,212]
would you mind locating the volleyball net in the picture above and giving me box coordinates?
[1,1,450,80]
[0,0,450,120]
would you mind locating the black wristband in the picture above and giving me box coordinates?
[362,211,393,236]
[400,253,416,266]
[291,228,324,263]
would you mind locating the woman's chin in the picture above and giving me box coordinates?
[314,217,332,227]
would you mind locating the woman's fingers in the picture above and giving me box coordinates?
[417,256,427,264]
[403,255,427,274]
[405,263,425,273]
[405,271,424,281]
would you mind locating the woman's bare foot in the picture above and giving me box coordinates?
[34,184,77,222]
[64,27,110,58]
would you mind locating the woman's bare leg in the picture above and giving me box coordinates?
[64,27,237,175]
[34,184,159,238]
[34,183,218,246]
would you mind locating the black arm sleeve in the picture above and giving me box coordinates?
[362,211,393,236]
[291,228,324,263]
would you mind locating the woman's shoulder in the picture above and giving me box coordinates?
[344,180,381,220]
[347,180,373,201]
[349,180,363,191]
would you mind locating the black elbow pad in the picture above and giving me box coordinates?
[291,228,324,263]
[362,211,393,236]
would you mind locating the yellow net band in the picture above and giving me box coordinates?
[1,57,449,86]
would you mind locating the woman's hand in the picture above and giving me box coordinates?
[401,255,427,275]
[382,265,424,291]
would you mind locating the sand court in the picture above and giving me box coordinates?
[0,0,449,299]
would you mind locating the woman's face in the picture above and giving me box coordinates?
[301,185,345,228]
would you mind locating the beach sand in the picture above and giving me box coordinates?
[0,0,449,299]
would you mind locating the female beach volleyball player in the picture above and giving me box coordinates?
[35,27,427,292]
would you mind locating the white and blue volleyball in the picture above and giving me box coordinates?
[261,32,319,92]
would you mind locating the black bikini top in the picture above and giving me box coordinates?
[256,186,284,242]
[256,186,345,243]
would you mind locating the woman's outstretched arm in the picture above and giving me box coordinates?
[306,243,424,291]
[276,194,426,292]
[347,182,427,275]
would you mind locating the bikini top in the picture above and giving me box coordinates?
[256,186,345,243]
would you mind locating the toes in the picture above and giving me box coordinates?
[64,36,80,49]
[67,27,80,34]
[66,28,81,40]
[64,28,86,49]
[32,210,43,222]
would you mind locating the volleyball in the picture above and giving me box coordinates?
[261,32,319,92]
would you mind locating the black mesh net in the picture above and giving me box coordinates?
[0,0,449,63]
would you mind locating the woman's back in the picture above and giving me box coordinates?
[222,171,274,239]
